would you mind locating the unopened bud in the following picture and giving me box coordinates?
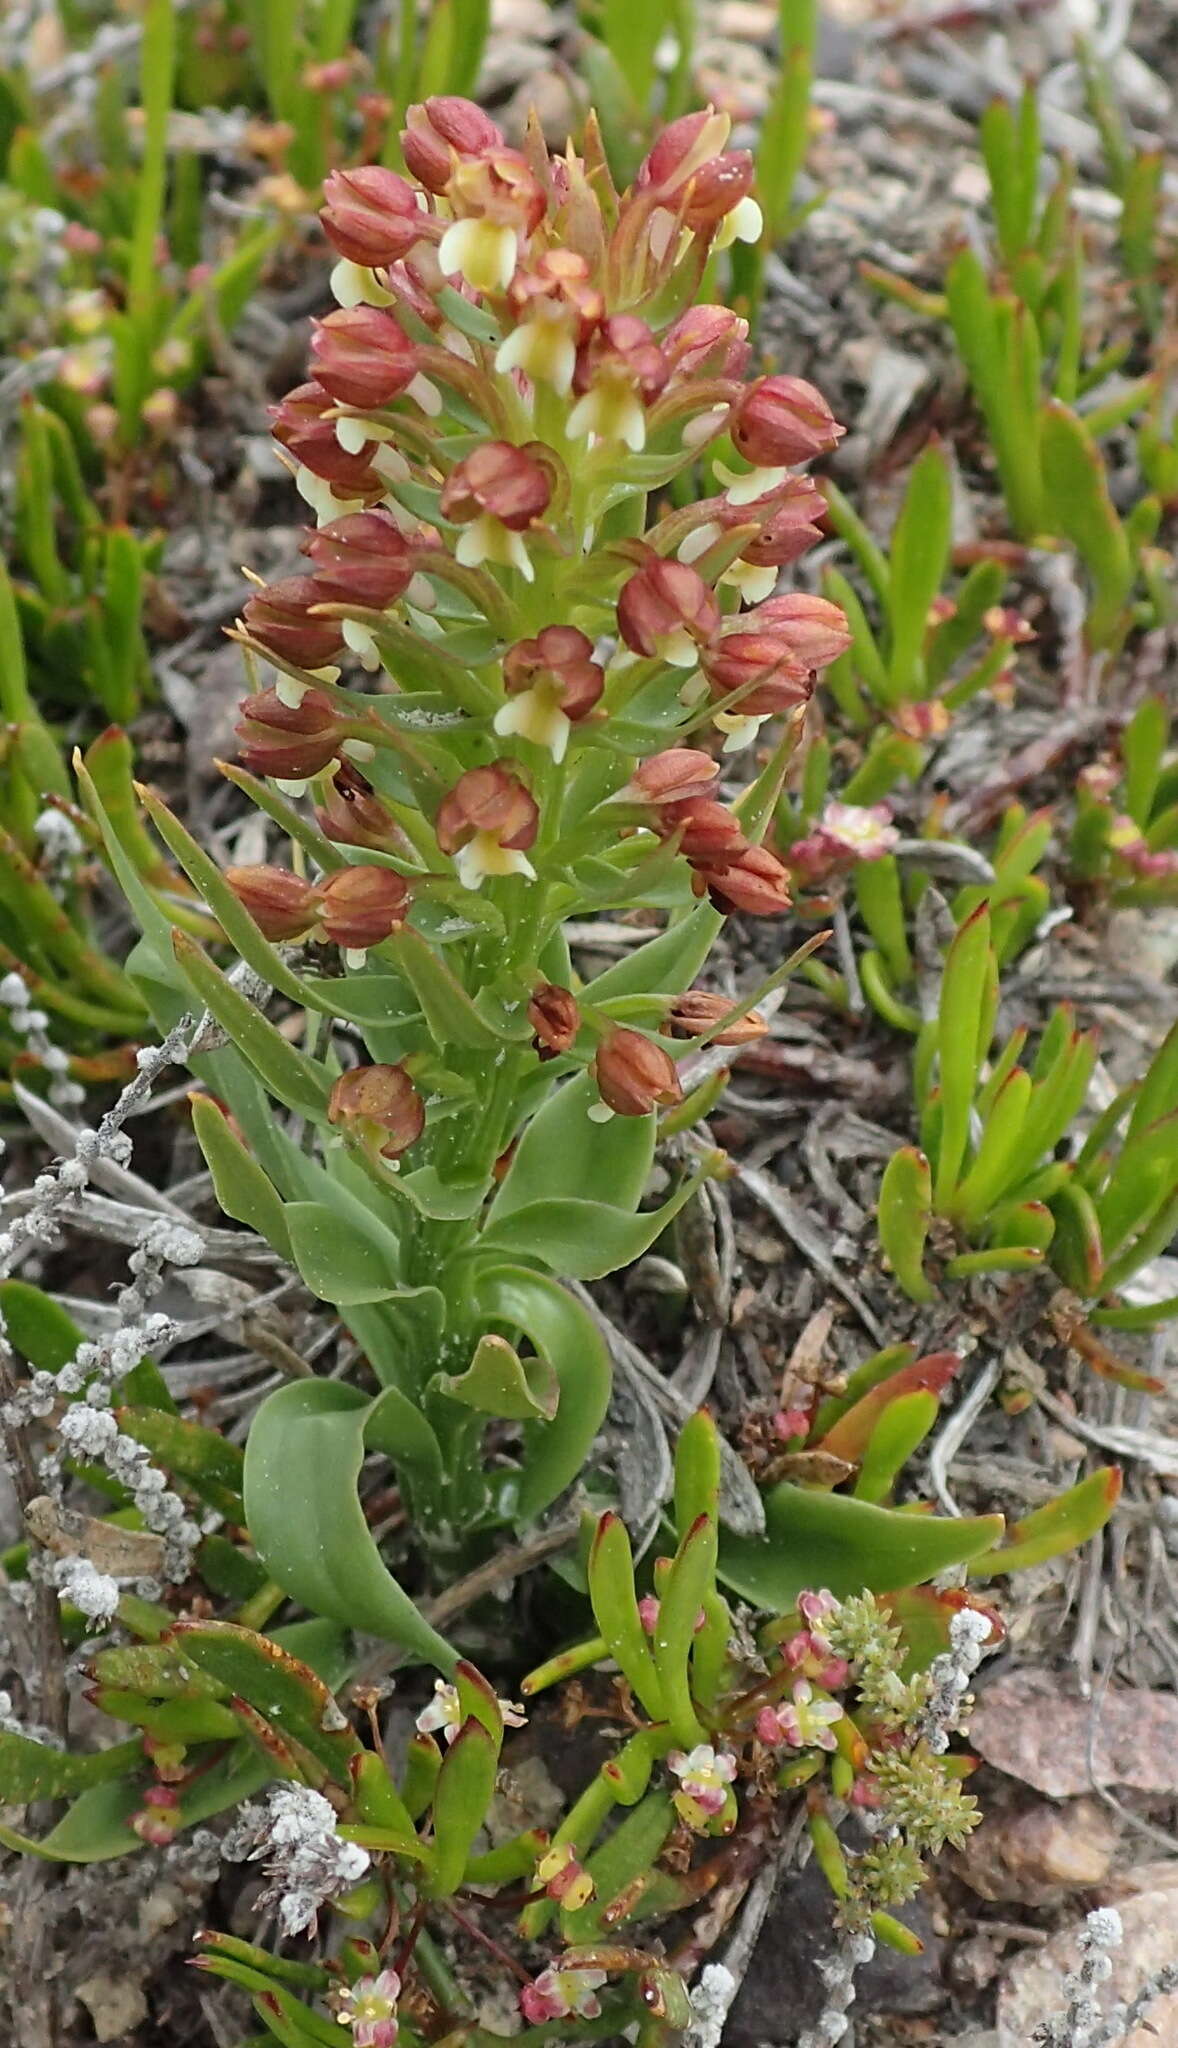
[592,1027,683,1117]
[319,864,412,953]
[328,1062,425,1158]
[662,796,748,869]
[528,982,580,1059]
[311,305,418,410]
[226,864,322,941]
[440,441,551,532]
[235,687,346,781]
[401,96,504,193]
[666,991,767,1044]
[302,509,418,608]
[315,762,406,852]
[703,843,793,917]
[731,376,845,467]
[321,165,426,266]
[240,576,346,670]
[624,749,720,805]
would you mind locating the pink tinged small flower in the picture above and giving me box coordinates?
[494,625,604,762]
[772,1406,810,1442]
[797,1589,838,1626]
[415,1678,461,1741]
[520,1966,608,2025]
[816,801,899,862]
[616,556,719,667]
[759,1679,843,1752]
[668,1743,738,1828]
[638,1593,661,1634]
[569,316,669,454]
[435,761,539,890]
[439,441,551,582]
[536,1842,595,1910]
[984,604,1036,644]
[783,1631,851,1691]
[498,250,603,396]
[338,1968,402,2048]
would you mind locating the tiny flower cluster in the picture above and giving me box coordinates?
[224,1783,371,1938]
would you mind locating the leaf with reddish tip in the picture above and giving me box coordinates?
[968,1468,1121,1578]
[170,1620,361,1787]
[816,1354,961,1464]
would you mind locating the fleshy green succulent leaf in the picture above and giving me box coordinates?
[1048,1177,1106,1293]
[934,905,993,1209]
[242,1380,454,1669]
[488,1070,655,1224]
[672,1408,722,1542]
[854,1391,941,1503]
[588,1513,664,1721]
[283,1200,403,1306]
[0,1731,143,1803]
[652,1512,715,1748]
[810,1345,917,1441]
[167,1621,361,1786]
[878,1148,935,1302]
[479,1159,709,1283]
[426,1718,498,1897]
[951,1067,1034,1228]
[886,439,952,699]
[1041,400,1135,647]
[816,1353,959,1465]
[719,1488,1004,1608]
[969,1469,1121,1576]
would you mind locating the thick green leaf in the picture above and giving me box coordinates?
[817,1353,958,1464]
[481,1162,707,1283]
[877,1149,934,1302]
[588,1513,664,1722]
[488,1070,655,1227]
[243,1380,454,1669]
[579,903,724,1005]
[190,1094,293,1260]
[0,1279,175,1413]
[472,1265,611,1521]
[0,1730,142,1803]
[969,1469,1121,1576]
[436,1333,558,1421]
[1041,401,1135,647]
[887,441,952,698]
[426,1719,498,1897]
[172,931,331,1121]
[854,1392,940,1503]
[168,1621,361,1785]
[934,906,992,1209]
[719,1487,1004,1608]
[284,1199,402,1306]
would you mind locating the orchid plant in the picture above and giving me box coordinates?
[81,97,852,1650]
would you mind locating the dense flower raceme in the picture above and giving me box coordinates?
[227,96,847,1117]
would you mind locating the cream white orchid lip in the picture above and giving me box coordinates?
[453,832,537,890]
[438,216,517,293]
[454,513,534,580]
[714,458,789,506]
[296,467,365,526]
[567,380,647,452]
[493,684,571,762]
[342,618,382,670]
[714,708,769,752]
[714,194,764,250]
[495,311,577,396]
[329,258,396,309]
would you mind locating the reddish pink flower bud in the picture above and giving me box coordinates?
[701,632,813,716]
[435,761,539,889]
[502,627,604,721]
[662,796,748,870]
[271,381,385,496]
[592,1027,683,1117]
[754,593,853,670]
[741,478,828,567]
[625,749,720,806]
[639,110,732,199]
[666,991,767,1044]
[663,304,751,382]
[703,843,793,917]
[225,864,322,941]
[528,982,580,1059]
[680,150,755,232]
[731,376,845,467]
[329,1062,425,1158]
[302,509,417,608]
[235,687,346,781]
[315,763,407,852]
[310,305,418,410]
[401,96,504,192]
[239,576,346,670]
[616,557,719,663]
[440,442,551,532]
[321,165,427,267]
[319,864,412,953]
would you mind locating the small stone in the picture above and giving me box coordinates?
[970,1669,1178,1797]
[77,1972,149,2042]
[953,1795,1118,1905]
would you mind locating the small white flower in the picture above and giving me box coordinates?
[438,217,517,293]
